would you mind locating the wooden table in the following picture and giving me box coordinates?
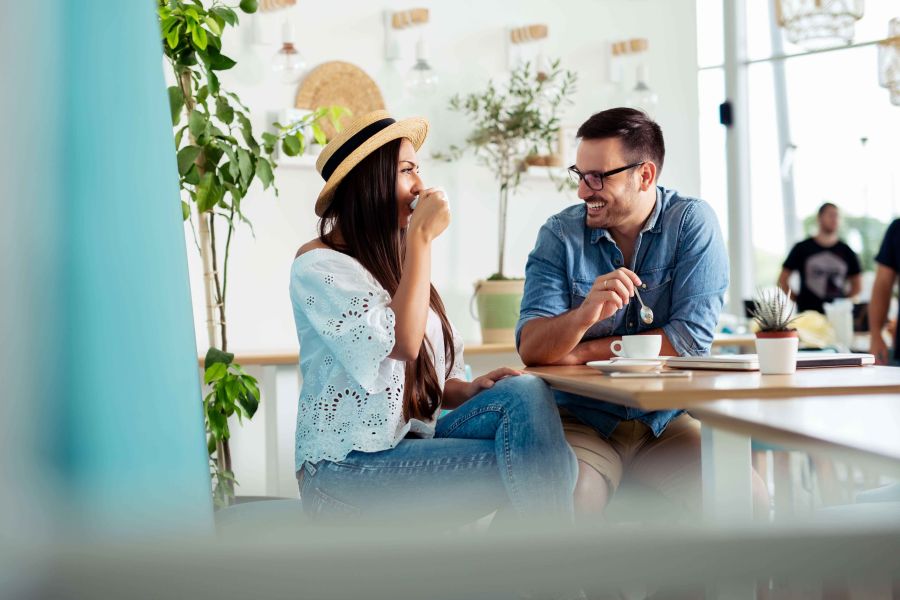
[525,364,900,409]
[525,365,900,523]
[690,394,900,475]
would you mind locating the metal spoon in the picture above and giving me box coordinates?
[634,287,654,324]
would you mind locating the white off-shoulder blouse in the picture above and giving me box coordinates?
[289,249,465,469]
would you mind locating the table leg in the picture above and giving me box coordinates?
[701,424,754,523]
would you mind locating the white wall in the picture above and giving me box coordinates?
[184,0,700,353]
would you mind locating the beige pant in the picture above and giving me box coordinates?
[561,410,704,514]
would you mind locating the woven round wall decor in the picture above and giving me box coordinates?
[294,61,386,140]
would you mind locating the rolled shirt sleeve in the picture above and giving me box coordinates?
[516,217,572,349]
[661,200,729,356]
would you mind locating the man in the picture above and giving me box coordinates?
[516,107,763,517]
[779,202,861,313]
[869,218,900,365]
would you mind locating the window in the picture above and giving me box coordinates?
[697,0,899,295]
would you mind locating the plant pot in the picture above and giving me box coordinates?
[473,279,525,344]
[755,330,799,375]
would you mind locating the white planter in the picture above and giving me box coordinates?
[755,336,799,375]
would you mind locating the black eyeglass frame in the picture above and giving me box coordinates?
[567,161,645,191]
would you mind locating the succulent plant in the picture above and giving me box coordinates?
[750,287,797,332]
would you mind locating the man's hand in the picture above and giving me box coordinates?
[577,268,642,326]
[870,333,891,366]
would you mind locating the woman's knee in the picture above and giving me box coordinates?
[492,374,556,415]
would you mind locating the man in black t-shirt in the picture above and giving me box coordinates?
[870,218,900,365]
[779,203,862,314]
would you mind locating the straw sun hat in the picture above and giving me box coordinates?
[314,110,429,217]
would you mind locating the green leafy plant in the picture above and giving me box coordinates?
[750,287,797,332]
[157,0,345,507]
[436,60,577,279]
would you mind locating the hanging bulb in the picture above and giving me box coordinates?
[271,19,306,84]
[626,64,658,115]
[406,36,439,96]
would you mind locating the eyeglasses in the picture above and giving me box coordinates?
[567,161,645,191]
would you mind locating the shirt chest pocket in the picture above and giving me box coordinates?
[635,268,674,327]
[571,279,615,338]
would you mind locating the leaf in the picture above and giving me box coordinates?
[188,109,207,139]
[167,86,184,126]
[181,200,191,221]
[256,157,274,189]
[236,113,259,153]
[261,131,278,154]
[209,52,237,71]
[195,171,215,212]
[205,15,222,36]
[183,164,200,186]
[204,347,234,368]
[204,362,227,384]
[212,6,238,26]
[176,146,202,175]
[184,7,203,21]
[242,375,260,403]
[282,134,302,156]
[311,122,327,146]
[191,25,208,50]
[237,148,253,187]
[196,85,209,106]
[208,405,228,440]
[208,70,220,95]
[237,390,259,419]
[166,22,182,49]
[174,124,188,148]
[215,96,234,124]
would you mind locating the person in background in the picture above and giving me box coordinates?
[290,110,577,522]
[779,202,862,313]
[869,218,900,365]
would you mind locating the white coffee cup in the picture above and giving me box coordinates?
[610,334,662,359]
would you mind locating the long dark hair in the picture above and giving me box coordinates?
[318,138,455,421]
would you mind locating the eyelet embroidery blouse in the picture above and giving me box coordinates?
[290,249,465,469]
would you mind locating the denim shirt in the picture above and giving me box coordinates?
[515,186,729,438]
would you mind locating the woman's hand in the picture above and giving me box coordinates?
[576,267,642,326]
[442,368,523,408]
[466,367,523,399]
[408,187,450,243]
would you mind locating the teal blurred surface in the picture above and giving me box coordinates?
[1,1,212,539]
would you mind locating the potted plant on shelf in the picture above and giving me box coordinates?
[436,60,576,343]
[750,288,799,375]
[157,0,342,507]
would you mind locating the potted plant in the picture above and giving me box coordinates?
[436,60,576,343]
[157,0,342,507]
[750,288,799,375]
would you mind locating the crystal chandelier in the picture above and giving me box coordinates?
[775,0,864,49]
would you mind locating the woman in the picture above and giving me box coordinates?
[290,111,576,522]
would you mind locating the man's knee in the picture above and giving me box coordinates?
[573,460,611,514]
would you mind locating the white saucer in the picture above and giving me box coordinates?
[586,359,664,374]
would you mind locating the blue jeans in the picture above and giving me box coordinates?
[299,375,577,522]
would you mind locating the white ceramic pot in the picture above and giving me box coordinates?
[755,332,799,375]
